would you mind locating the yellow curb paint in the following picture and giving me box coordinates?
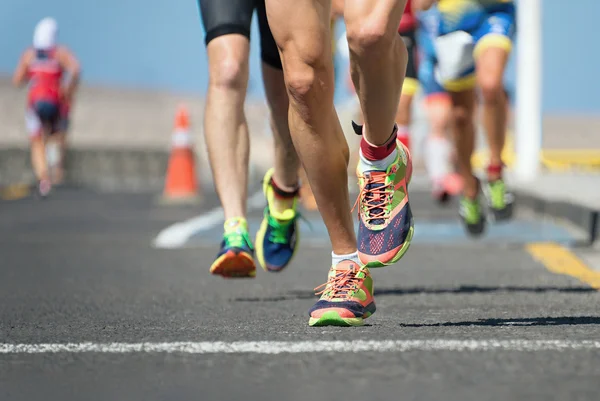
[0,183,31,201]
[472,133,600,172]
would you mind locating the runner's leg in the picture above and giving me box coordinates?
[345,0,414,267]
[345,0,408,145]
[265,0,355,255]
[255,1,303,272]
[266,0,374,326]
[199,0,256,277]
[473,8,516,220]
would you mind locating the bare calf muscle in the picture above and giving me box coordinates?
[266,0,356,255]
[345,0,408,146]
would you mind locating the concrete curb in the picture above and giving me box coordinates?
[0,147,169,192]
[515,190,599,246]
[0,146,270,195]
[0,148,32,186]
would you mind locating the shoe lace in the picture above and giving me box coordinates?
[224,229,253,250]
[352,170,394,225]
[314,265,362,300]
[267,211,313,245]
[266,214,293,245]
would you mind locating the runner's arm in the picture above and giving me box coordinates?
[413,0,437,11]
[57,46,81,102]
[12,49,33,87]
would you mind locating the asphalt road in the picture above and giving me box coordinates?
[1,186,599,401]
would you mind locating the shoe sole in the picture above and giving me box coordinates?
[489,202,514,222]
[308,310,373,327]
[464,218,486,237]
[36,191,50,200]
[255,168,299,273]
[210,251,256,278]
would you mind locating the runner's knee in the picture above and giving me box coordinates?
[206,37,249,91]
[478,76,504,106]
[210,56,248,90]
[345,16,400,57]
[29,133,44,144]
[451,104,473,130]
[281,40,329,104]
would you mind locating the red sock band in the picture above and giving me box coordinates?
[271,178,299,199]
[487,163,503,177]
[360,126,398,161]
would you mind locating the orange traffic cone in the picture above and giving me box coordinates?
[160,104,201,205]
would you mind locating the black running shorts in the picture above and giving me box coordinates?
[198,0,282,69]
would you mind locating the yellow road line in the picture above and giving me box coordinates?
[526,242,600,289]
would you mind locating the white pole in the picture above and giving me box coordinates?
[515,0,542,182]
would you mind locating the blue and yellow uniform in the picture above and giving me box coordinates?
[435,0,516,91]
[416,6,446,98]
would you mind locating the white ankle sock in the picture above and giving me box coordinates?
[332,251,361,266]
[358,148,397,172]
[425,136,452,181]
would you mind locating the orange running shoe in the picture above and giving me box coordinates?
[308,260,375,326]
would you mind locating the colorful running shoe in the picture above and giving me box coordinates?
[459,195,486,237]
[354,123,414,268]
[210,217,256,278]
[308,260,375,327]
[432,173,463,205]
[483,178,514,221]
[255,168,300,272]
[37,178,51,199]
[432,177,451,204]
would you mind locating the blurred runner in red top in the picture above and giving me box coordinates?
[13,17,80,196]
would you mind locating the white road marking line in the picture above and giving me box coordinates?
[153,190,264,249]
[2,340,600,354]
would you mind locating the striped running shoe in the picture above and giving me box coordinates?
[255,168,300,272]
[354,124,414,268]
[308,260,375,327]
[210,217,256,278]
